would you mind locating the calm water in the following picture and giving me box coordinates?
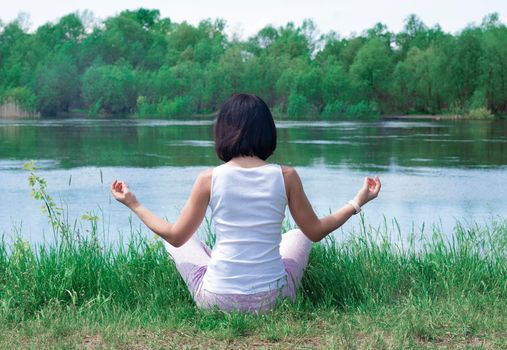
[1,118,506,243]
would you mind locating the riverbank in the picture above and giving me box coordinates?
[1,217,505,349]
[9,111,504,121]
[381,114,464,121]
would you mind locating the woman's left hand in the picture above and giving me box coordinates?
[111,180,139,208]
[354,176,381,207]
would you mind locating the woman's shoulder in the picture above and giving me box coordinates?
[280,165,298,178]
[200,167,214,175]
[279,165,301,190]
[196,168,213,184]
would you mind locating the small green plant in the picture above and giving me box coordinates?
[321,100,348,118]
[287,92,313,118]
[466,107,495,120]
[87,99,102,118]
[23,161,68,238]
[23,161,102,243]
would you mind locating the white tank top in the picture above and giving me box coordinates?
[202,162,288,294]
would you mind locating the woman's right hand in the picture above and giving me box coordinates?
[111,180,139,209]
[354,176,381,207]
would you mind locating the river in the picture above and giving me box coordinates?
[1,118,506,244]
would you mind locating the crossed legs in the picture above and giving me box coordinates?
[163,228,313,306]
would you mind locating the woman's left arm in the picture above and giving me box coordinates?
[111,169,212,247]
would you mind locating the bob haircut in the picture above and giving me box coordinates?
[214,93,277,162]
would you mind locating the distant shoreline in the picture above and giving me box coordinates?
[381,114,463,121]
[0,112,490,121]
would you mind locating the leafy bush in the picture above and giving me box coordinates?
[321,100,379,119]
[135,95,157,118]
[467,107,494,119]
[466,90,495,119]
[347,101,379,119]
[321,100,348,118]
[156,96,196,117]
[468,89,488,110]
[287,92,312,118]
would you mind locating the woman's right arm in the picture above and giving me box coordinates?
[110,169,212,247]
[282,167,381,242]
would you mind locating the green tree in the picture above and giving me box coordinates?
[1,9,507,118]
[479,15,507,113]
[349,38,393,109]
[81,64,138,114]
[35,51,80,115]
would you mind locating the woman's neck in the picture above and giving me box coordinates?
[227,156,267,168]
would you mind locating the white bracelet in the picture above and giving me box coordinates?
[347,200,361,214]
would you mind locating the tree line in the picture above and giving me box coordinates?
[0,9,506,119]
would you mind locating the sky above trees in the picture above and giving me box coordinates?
[2,0,507,39]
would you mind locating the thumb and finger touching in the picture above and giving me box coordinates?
[360,175,382,202]
[110,180,130,198]
[120,181,130,193]
[373,176,381,195]
[363,176,370,190]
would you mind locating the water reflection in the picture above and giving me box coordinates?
[1,118,506,242]
[1,118,506,170]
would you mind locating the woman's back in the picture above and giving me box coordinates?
[202,162,288,294]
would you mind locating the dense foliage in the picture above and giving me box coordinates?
[0,9,506,118]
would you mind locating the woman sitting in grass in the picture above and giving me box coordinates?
[111,93,381,312]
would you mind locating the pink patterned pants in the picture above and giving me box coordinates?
[163,229,313,313]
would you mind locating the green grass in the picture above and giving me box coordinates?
[1,165,506,348]
[0,217,506,349]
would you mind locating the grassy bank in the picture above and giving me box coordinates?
[1,216,506,349]
[1,166,506,348]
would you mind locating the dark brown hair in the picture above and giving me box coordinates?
[214,93,277,162]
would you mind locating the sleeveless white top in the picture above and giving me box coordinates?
[202,162,288,294]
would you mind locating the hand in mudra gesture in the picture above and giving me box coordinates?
[111,180,139,208]
[354,176,381,207]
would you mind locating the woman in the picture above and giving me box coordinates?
[111,93,381,312]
